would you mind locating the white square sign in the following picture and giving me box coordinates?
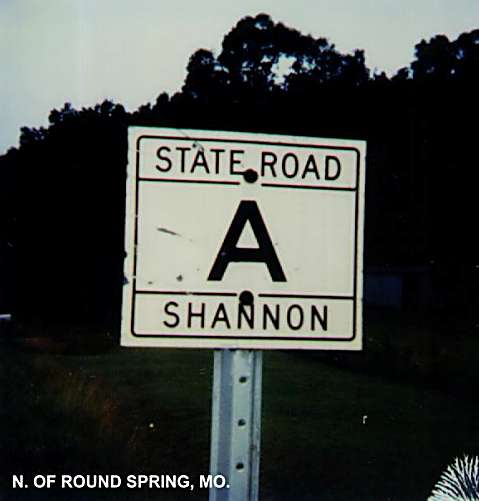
[121,127,366,350]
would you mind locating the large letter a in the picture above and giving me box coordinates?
[207,200,286,282]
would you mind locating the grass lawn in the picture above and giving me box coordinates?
[1,314,479,500]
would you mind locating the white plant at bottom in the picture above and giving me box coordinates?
[428,455,479,501]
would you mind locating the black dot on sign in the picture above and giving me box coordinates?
[239,290,254,305]
[243,169,258,183]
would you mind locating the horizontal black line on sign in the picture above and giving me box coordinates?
[136,291,354,300]
[138,177,240,186]
[136,134,361,155]
[135,290,238,297]
[261,183,356,191]
[131,332,356,341]
[258,293,354,300]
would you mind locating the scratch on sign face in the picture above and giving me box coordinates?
[157,227,181,237]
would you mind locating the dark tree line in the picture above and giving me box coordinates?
[1,14,478,330]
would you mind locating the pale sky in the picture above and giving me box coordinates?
[1,0,478,154]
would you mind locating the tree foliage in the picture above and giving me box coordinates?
[12,101,128,326]
[1,14,478,328]
[410,29,479,82]
[181,14,369,103]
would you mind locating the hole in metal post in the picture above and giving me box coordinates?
[238,419,246,427]
[239,376,248,384]
[236,462,245,471]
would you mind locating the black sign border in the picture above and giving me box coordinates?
[129,132,362,343]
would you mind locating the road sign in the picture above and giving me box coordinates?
[121,127,366,349]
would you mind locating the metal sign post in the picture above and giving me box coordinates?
[209,349,262,501]
[121,126,366,500]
